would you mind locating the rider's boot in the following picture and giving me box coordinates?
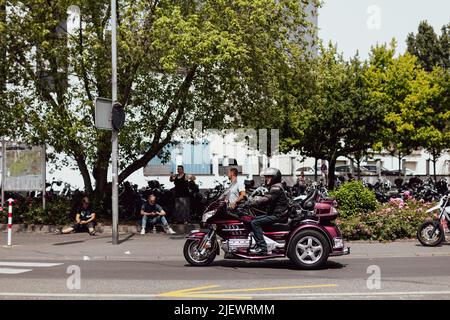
[249,246,268,255]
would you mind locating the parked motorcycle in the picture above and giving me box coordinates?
[201,179,228,206]
[417,194,450,246]
[183,188,350,269]
[118,181,144,219]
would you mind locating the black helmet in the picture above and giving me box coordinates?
[260,167,282,186]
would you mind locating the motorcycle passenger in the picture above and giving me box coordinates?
[246,168,289,255]
[223,168,246,213]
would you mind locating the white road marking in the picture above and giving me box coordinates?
[0,268,33,275]
[0,290,449,298]
[0,262,63,268]
[0,292,158,298]
[218,291,450,297]
[0,262,63,275]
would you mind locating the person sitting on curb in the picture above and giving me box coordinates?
[61,196,97,236]
[140,194,176,235]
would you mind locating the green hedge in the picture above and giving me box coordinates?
[337,198,432,241]
[5,198,73,226]
[330,180,378,218]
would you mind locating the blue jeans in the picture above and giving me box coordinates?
[250,215,279,250]
[142,215,169,228]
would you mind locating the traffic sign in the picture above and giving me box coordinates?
[95,97,112,130]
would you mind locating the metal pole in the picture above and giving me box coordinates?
[42,145,46,210]
[377,159,382,180]
[111,0,119,245]
[1,140,5,210]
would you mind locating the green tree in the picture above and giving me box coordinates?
[4,0,315,202]
[407,21,450,180]
[284,44,386,189]
[367,42,449,179]
[0,1,9,138]
[407,21,450,71]
[417,67,450,181]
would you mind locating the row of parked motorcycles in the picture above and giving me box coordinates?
[358,176,450,248]
[117,179,229,222]
[362,177,448,203]
[1,179,84,210]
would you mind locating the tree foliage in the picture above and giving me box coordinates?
[2,0,316,199]
[366,42,450,179]
[406,21,450,179]
[282,44,386,188]
[407,21,450,72]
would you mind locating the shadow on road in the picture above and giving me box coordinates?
[51,234,114,246]
[117,233,136,244]
[52,240,85,246]
[184,259,346,271]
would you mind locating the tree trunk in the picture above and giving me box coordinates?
[327,157,337,190]
[94,166,109,196]
[398,155,402,178]
[356,158,361,180]
[74,155,93,195]
[433,153,437,183]
[314,158,318,182]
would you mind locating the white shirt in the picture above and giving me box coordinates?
[225,180,246,206]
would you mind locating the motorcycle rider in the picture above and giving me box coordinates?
[246,167,289,255]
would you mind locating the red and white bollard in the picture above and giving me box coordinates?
[7,198,13,247]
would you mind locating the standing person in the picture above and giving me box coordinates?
[170,165,190,224]
[223,168,246,211]
[320,163,328,182]
[292,173,306,197]
[187,175,200,194]
[61,196,97,236]
[346,172,355,182]
[187,175,202,221]
[140,194,176,234]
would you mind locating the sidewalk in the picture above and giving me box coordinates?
[1,232,449,262]
[0,232,185,262]
[0,223,199,235]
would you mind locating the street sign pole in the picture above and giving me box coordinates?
[42,144,46,210]
[1,140,5,210]
[111,0,119,245]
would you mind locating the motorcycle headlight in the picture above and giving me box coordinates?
[202,210,215,223]
[333,237,344,249]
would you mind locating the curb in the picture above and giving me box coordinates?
[0,223,200,234]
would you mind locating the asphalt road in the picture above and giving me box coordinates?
[0,237,450,300]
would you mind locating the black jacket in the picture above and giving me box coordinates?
[250,182,289,219]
